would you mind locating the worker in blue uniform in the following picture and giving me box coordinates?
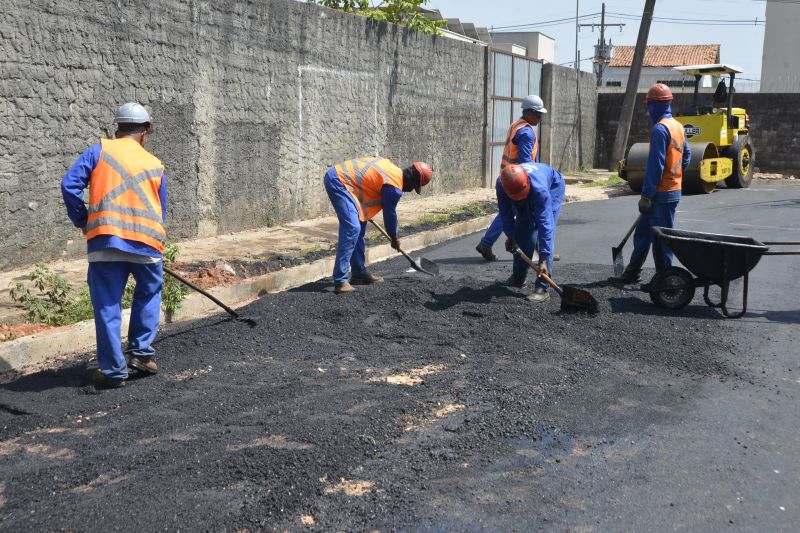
[324,158,432,293]
[61,103,167,388]
[476,94,546,262]
[609,83,691,285]
[497,162,565,303]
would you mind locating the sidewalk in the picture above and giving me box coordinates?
[0,173,627,339]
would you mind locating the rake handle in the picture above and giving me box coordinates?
[512,248,563,297]
[163,265,241,319]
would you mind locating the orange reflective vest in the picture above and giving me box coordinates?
[500,118,538,172]
[86,138,166,253]
[655,117,686,193]
[334,157,403,221]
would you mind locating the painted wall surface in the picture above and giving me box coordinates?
[595,92,800,174]
[761,1,800,93]
[0,0,485,270]
[540,65,597,172]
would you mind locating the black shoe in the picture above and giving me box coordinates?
[608,272,640,284]
[476,243,497,261]
[505,274,527,288]
[92,369,125,388]
[526,287,551,303]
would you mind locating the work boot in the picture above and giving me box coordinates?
[128,356,158,374]
[334,282,355,294]
[350,273,384,285]
[608,271,640,285]
[553,253,561,262]
[505,274,527,288]
[92,369,125,389]
[526,287,551,303]
[475,243,497,261]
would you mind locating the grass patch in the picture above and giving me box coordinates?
[580,175,624,188]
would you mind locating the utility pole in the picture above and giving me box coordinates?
[575,0,583,168]
[579,3,625,86]
[608,0,656,172]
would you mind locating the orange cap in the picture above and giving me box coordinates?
[643,83,673,104]
[500,164,530,201]
[412,162,432,193]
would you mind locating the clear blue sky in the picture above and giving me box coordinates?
[426,0,766,82]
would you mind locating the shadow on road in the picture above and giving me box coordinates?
[424,283,524,311]
[1,363,90,393]
[608,296,722,319]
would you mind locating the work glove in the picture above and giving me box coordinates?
[505,237,517,253]
[638,196,653,214]
[390,237,401,251]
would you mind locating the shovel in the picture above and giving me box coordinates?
[163,266,257,327]
[612,216,640,277]
[512,248,599,314]
[368,219,439,276]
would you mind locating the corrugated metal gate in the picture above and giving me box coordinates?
[486,51,543,186]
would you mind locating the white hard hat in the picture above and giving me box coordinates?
[521,94,547,114]
[114,102,151,124]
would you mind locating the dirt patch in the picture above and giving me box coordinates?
[323,479,375,497]
[170,264,239,289]
[226,435,315,452]
[367,364,447,386]
[0,323,52,342]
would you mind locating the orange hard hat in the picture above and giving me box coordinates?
[643,83,673,104]
[500,164,530,201]
[412,161,432,193]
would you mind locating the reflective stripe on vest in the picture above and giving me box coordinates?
[334,157,403,222]
[656,117,686,193]
[86,138,166,252]
[500,119,538,172]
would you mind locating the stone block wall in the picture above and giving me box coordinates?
[595,92,800,174]
[540,64,597,172]
[0,0,486,269]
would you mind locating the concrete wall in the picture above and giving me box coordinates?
[594,93,800,174]
[0,0,486,270]
[761,1,800,93]
[540,64,597,172]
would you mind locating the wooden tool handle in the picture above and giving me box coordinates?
[163,266,241,319]
[619,215,640,248]
[368,219,416,265]
[512,248,563,297]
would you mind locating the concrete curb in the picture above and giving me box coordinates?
[0,215,494,372]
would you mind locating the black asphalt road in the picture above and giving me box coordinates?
[1,182,799,532]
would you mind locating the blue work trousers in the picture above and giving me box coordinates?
[324,172,369,284]
[626,200,679,275]
[88,261,163,380]
[480,215,504,248]
[513,205,562,292]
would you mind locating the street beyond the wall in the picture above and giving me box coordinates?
[1,183,799,531]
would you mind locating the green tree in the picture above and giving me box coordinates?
[309,0,446,35]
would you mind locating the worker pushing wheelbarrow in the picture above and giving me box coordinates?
[645,227,800,318]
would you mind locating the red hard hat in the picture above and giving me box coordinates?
[643,83,673,104]
[500,164,530,201]
[412,161,432,193]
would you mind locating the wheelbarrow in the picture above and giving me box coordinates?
[646,227,800,318]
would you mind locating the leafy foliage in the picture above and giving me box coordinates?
[309,0,446,35]
[9,243,187,326]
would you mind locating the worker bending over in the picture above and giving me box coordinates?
[476,95,546,262]
[324,157,432,294]
[61,103,167,388]
[609,83,691,285]
[497,162,565,303]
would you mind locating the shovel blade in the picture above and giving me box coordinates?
[611,246,626,277]
[561,285,600,314]
[419,257,439,276]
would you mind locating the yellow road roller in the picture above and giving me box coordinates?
[621,64,754,194]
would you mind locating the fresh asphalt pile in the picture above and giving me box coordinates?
[0,249,756,531]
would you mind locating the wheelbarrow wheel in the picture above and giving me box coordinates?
[649,267,696,310]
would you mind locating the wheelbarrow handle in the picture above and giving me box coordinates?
[512,248,564,297]
[762,241,800,245]
[763,251,800,255]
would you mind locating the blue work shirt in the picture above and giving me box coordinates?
[497,162,565,259]
[61,143,168,258]
[380,185,402,238]
[514,126,539,164]
[642,110,691,201]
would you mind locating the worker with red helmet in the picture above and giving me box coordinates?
[609,83,692,285]
[324,157,432,293]
[497,162,565,303]
[476,94,547,262]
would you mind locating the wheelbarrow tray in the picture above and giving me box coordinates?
[652,227,768,284]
